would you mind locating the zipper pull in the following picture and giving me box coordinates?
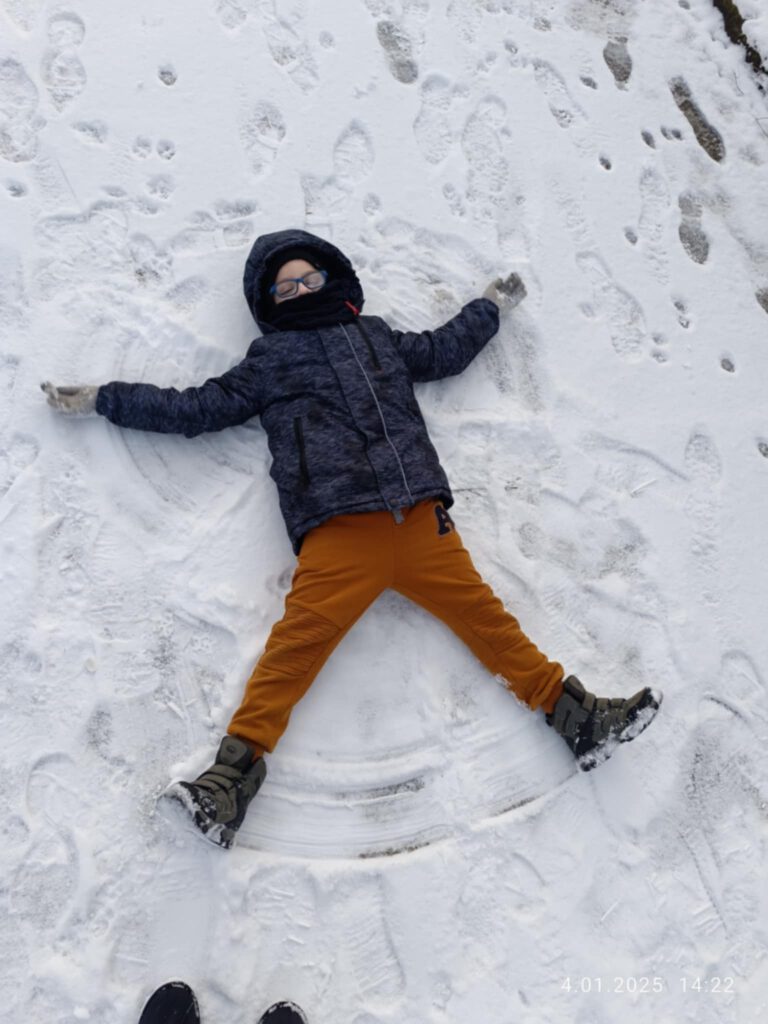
[393,508,404,524]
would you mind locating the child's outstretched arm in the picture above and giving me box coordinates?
[386,273,525,383]
[42,356,263,438]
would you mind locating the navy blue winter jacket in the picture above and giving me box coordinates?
[96,230,500,554]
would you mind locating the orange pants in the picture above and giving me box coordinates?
[228,499,565,756]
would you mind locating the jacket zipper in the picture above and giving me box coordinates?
[293,416,310,488]
[340,324,414,509]
[355,319,382,371]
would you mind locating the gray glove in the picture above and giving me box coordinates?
[482,272,527,309]
[41,381,99,416]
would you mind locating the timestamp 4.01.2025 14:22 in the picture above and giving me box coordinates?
[560,976,735,995]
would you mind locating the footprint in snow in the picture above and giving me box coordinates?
[533,58,586,130]
[26,752,89,825]
[333,121,375,186]
[363,192,382,217]
[47,10,85,45]
[214,0,248,30]
[240,100,286,177]
[603,36,632,88]
[684,429,721,486]
[461,96,509,219]
[669,77,726,162]
[673,295,691,329]
[678,192,710,265]
[0,433,40,497]
[11,828,79,929]
[259,2,319,92]
[299,121,374,228]
[567,0,636,36]
[638,166,672,285]
[132,135,152,158]
[376,20,419,84]
[41,12,87,111]
[442,182,466,218]
[73,119,108,144]
[575,251,647,360]
[0,0,45,33]
[413,73,455,165]
[682,429,722,607]
[332,874,405,1010]
[678,694,764,948]
[0,58,43,162]
[145,174,175,201]
[0,910,29,1015]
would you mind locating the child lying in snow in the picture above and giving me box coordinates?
[43,229,662,848]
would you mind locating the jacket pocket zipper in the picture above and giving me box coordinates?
[355,319,382,371]
[293,416,310,487]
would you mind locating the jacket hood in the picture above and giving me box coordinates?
[243,229,365,333]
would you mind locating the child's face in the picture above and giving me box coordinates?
[273,259,324,304]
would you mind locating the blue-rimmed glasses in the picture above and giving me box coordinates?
[269,269,328,300]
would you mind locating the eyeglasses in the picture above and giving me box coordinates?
[269,269,328,300]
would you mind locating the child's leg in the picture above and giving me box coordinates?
[227,510,393,755]
[391,500,565,714]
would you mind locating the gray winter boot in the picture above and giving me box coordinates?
[168,735,267,849]
[545,675,662,772]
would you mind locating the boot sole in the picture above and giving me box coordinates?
[577,687,663,772]
[162,783,237,850]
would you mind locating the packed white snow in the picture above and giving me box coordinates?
[735,0,768,66]
[2,1,768,1022]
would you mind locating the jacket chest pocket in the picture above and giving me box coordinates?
[293,416,310,488]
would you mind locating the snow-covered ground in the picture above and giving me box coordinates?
[2,1,768,1021]
[736,0,768,66]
